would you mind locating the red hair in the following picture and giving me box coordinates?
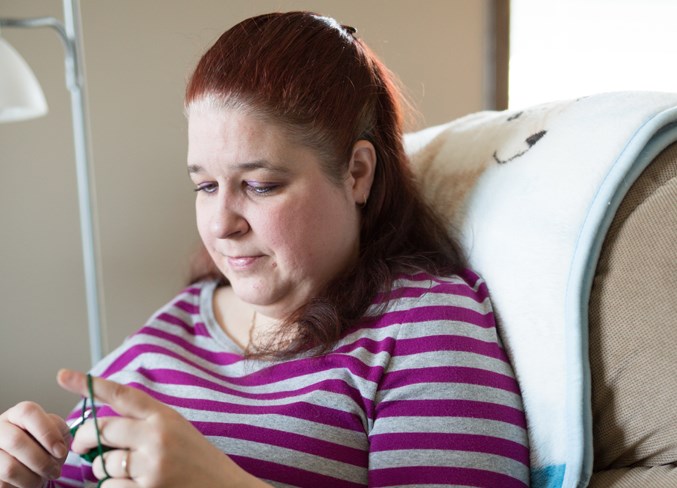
[185,12,465,357]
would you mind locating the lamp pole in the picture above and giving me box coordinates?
[1,0,105,365]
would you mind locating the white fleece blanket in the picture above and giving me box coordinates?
[404,91,677,488]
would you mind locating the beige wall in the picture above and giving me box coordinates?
[0,0,492,415]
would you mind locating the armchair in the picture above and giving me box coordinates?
[405,91,677,488]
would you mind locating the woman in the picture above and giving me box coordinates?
[0,12,529,488]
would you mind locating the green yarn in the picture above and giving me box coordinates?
[68,373,112,486]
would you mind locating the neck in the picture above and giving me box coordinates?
[212,286,281,350]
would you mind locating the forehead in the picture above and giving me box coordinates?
[186,104,332,180]
[188,105,282,158]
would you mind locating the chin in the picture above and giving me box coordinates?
[230,281,274,305]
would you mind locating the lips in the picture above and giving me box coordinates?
[226,255,263,270]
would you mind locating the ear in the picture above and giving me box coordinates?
[347,139,377,206]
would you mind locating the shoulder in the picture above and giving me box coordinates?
[387,268,492,314]
[374,269,498,340]
[375,270,518,396]
[143,279,223,338]
[132,280,216,337]
[156,281,210,315]
[90,280,219,377]
[392,268,487,296]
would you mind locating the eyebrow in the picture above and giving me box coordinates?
[187,159,292,176]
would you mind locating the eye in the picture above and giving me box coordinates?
[193,182,218,194]
[245,181,279,195]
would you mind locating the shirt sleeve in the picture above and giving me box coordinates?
[367,275,530,487]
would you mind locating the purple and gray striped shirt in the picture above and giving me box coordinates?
[53,269,529,487]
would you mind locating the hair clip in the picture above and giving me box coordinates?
[343,25,357,37]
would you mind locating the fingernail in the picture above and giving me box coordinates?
[59,369,73,382]
[53,441,68,458]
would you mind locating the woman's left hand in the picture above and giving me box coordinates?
[58,369,267,488]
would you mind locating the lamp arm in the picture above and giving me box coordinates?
[0,0,105,366]
[0,17,68,43]
[0,16,80,91]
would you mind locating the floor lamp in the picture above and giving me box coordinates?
[1,0,104,365]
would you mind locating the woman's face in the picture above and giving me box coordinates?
[187,105,366,319]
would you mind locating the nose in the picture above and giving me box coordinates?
[209,197,250,239]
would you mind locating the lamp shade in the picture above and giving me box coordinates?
[0,36,48,122]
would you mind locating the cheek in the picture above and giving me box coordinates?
[264,194,356,265]
[260,205,309,254]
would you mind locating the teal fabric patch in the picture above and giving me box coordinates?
[531,465,566,488]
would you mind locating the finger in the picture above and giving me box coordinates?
[47,414,72,459]
[0,449,46,488]
[92,449,134,481]
[2,402,68,458]
[93,479,136,488]
[47,413,71,441]
[70,417,141,455]
[0,421,62,482]
[57,369,156,420]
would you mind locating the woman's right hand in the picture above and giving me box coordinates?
[0,401,71,488]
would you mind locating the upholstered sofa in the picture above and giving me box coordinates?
[405,91,677,488]
[587,130,677,487]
